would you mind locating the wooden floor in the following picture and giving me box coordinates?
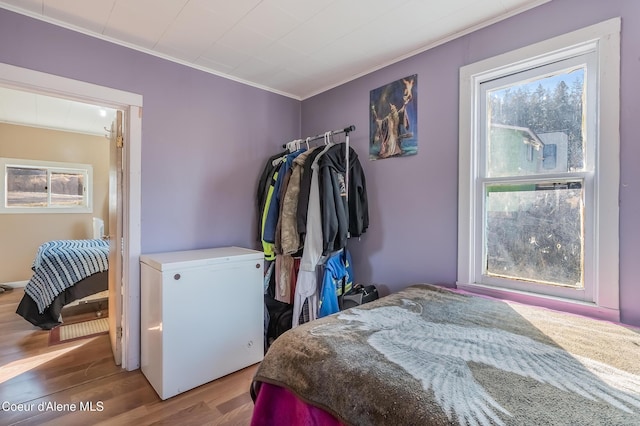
[0,288,258,425]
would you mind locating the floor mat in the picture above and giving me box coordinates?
[49,317,109,345]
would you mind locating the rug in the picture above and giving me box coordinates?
[49,317,109,345]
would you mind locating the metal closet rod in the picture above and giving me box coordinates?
[282,125,355,148]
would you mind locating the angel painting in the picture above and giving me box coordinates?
[370,75,418,160]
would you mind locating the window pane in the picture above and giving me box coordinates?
[6,167,47,207]
[486,67,585,177]
[485,181,583,287]
[51,172,85,206]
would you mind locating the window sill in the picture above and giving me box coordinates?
[456,282,620,323]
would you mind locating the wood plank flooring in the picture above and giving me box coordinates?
[0,288,258,425]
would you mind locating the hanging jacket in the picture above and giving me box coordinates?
[279,147,320,255]
[317,144,369,255]
[260,167,280,260]
[274,167,294,254]
[292,144,334,325]
[296,147,325,237]
[257,151,287,242]
[318,250,348,318]
[300,144,332,271]
[263,149,304,244]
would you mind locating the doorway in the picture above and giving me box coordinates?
[0,62,143,370]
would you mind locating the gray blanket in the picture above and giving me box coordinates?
[253,284,640,425]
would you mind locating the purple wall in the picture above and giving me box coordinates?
[1,1,638,326]
[0,8,300,254]
[301,0,640,326]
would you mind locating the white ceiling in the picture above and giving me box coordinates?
[0,0,548,136]
[0,0,548,100]
[0,86,117,136]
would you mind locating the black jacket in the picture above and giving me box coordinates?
[256,150,287,241]
[317,144,368,255]
[295,147,324,236]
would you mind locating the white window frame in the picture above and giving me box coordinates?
[457,18,620,321]
[0,157,93,214]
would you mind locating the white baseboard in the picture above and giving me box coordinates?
[1,280,28,288]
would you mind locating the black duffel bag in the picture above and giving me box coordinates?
[341,284,379,310]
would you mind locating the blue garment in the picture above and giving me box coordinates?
[263,149,304,244]
[318,251,349,318]
[343,249,353,295]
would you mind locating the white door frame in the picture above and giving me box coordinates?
[0,62,143,370]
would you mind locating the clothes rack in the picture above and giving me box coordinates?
[281,125,356,150]
[282,125,355,202]
[274,126,355,166]
[259,123,368,333]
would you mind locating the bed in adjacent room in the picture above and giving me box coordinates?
[16,239,109,330]
[251,284,640,426]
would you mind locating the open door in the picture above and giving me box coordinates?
[108,110,124,365]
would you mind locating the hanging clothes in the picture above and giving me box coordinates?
[296,147,325,237]
[292,142,335,326]
[318,144,368,255]
[273,161,295,303]
[257,151,287,260]
[274,166,294,254]
[279,146,320,256]
[300,142,334,270]
[272,147,321,303]
[257,125,368,329]
[263,149,304,245]
[318,250,353,318]
[260,167,280,261]
[275,254,300,304]
[256,150,287,241]
[292,270,318,327]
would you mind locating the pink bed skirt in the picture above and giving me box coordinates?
[251,382,344,426]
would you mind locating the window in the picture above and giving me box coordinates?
[1,158,93,213]
[458,19,620,320]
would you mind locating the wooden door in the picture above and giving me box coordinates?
[108,110,124,365]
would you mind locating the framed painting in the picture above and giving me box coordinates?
[369,74,418,160]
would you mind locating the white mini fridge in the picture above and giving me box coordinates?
[140,246,264,400]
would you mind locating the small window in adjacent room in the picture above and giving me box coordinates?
[0,158,92,213]
[457,19,620,320]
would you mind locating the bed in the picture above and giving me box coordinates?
[251,284,640,426]
[15,239,109,330]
